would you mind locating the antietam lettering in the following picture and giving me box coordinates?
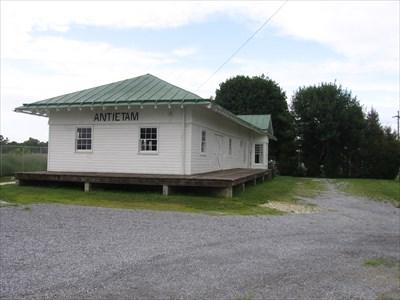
[94,112,139,122]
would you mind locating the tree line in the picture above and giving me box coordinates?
[215,75,400,179]
[0,136,48,153]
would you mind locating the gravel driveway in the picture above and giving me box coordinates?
[1,181,399,299]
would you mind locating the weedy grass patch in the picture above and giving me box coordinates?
[335,178,399,207]
[364,257,398,268]
[0,176,325,215]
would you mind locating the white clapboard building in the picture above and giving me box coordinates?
[15,74,275,176]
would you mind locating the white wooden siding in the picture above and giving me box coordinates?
[189,106,268,174]
[48,107,184,174]
[47,105,269,175]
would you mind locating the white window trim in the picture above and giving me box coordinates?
[138,126,159,154]
[243,141,247,163]
[254,143,264,165]
[75,126,93,153]
[200,129,207,156]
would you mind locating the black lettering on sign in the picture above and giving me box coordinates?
[94,112,140,122]
[131,112,139,121]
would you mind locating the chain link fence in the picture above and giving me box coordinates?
[0,145,48,176]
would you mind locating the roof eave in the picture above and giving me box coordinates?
[14,107,48,117]
[14,100,211,116]
[268,133,277,141]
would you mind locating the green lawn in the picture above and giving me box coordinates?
[0,176,325,215]
[335,178,399,207]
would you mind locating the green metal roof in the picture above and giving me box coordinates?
[16,74,207,110]
[237,114,274,136]
[14,74,275,138]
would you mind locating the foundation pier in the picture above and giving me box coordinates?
[162,185,170,196]
[84,182,91,192]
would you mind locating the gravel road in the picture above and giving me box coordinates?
[1,181,399,299]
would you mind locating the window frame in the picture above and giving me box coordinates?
[254,143,264,164]
[200,129,207,155]
[75,126,93,153]
[138,127,159,154]
[242,141,247,163]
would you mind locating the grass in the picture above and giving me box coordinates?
[364,257,398,268]
[335,178,399,207]
[0,176,325,215]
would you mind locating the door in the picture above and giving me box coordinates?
[214,134,224,170]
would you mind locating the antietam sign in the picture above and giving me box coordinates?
[94,112,139,122]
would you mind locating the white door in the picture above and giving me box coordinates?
[214,134,224,170]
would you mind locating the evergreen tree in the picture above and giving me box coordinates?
[291,83,365,177]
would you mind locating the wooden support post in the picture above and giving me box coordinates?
[253,177,257,186]
[162,185,169,196]
[241,183,246,192]
[224,186,233,198]
[84,182,91,192]
[16,179,22,186]
[262,175,265,182]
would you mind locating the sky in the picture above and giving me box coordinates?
[1,0,399,142]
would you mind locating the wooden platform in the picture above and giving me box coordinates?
[15,168,271,197]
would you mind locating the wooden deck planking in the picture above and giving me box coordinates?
[16,168,269,188]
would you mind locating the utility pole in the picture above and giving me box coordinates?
[393,110,400,140]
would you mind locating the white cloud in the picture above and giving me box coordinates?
[3,1,398,62]
[172,47,198,57]
[241,1,399,61]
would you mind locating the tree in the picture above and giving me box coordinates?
[22,137,48,147]
[215,75,296,174]
[380,127,400,179]
[359,109,384,177]
[0,135,9,145]
[291,82,365,177]
[359,109,400,179]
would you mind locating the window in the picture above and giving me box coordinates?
[254,144,264,164]
[201,130,206,153]
[75,127,92,151]
[243,141,247,163]
[228,138,232,155]
[140,128,157,152]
